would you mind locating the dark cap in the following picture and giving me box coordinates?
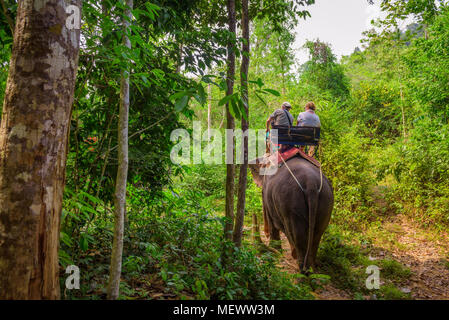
[282,102,292,109]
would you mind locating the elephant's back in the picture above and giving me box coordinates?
[265,157,333,201]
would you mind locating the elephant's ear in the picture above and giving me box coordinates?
[249,163,263,188]
[253,175,263,188]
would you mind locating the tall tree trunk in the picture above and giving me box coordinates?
[233,0,250,248]
[107,0,132,300]
[0,0,81,299]
[219,106,225,129]
[207,82,212,138]
[280,59,286,96]
[252,213,263,245]
[400,85,407,139]
[224,0,236,241]
[176,42,183,74]
[279,43,286,96]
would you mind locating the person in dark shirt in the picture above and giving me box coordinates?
[266,102,294,130]
[266,102,294,153]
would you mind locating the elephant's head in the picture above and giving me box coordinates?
[249,155,277,188]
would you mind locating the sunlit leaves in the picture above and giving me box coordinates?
[262,88,281,96]
[215,77,280,121]
[250,0,315,32]
[170,82,208,112]
[144,2,161,20]
[174,95,190,112]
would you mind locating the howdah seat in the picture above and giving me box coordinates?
[271,125,320,146]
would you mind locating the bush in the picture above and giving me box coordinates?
[379,259,412,280]
[351,81,404,139]
[126,186,313,300]
[321,125,376,227]
[376,118,449,227]
[60,183,314,300]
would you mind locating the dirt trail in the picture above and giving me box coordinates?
[264,233,352,300]
[263,214,449,300]
[370,215,449,300]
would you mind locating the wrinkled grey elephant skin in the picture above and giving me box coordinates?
[250,157,334,272]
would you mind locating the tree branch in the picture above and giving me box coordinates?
[0,0,15,35]
[102,110,175,157]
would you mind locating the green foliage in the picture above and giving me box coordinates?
[379,0,442,29]
[300,40,350,100]
[61,184,313,300]
[2,0,447,301]
[318,225,369,293]
[177,164,226,205]
[385,119,449,226]
[317,225,411,299]
[339,5,449,230]
[379,284,411,300]
[64,0,239,204]
[0,10,13,112]
[130,187,313,300]
[379,259,412,280]
[246,179,263,216]
[321,116,376,226]
[403,6,449,120]
[250,0,315,32]
[57,0,449,301]
[351,81,403,138]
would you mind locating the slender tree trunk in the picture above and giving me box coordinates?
[107,0,132,300]
[0,0,81,299]
[219,106,225,129]
[207,82,212,138]
[233,0,250,247]
[400,85,406,138]
[96,135,113,200]
[396,44,407,139]
[224,0,236,241]
[252,213,263,245]
[176,42,183,74]
[279,44,286,96]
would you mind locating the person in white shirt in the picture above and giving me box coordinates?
[297,102,320,157]
[297,101,321,128]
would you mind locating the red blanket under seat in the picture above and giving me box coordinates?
[276,147,321,168]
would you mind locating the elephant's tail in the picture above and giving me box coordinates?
[303,190,318,272]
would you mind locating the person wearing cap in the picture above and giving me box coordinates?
[297,101,321,157]
[266,102,294,153]
[266,102,294,131]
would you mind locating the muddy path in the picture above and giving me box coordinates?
[262,214,449,300]
[368,215,449,300]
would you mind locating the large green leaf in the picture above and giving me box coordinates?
[218,93,234,106]
[196,84,206,105]
[79,233,89,252]
[175,95,190,112]
[238,98,249,122]
[263,88,281,96]
[170,90,189,101]
[229,98,241,120]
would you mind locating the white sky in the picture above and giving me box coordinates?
[293,0,384,65]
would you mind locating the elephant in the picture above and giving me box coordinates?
[249,155,334,272]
